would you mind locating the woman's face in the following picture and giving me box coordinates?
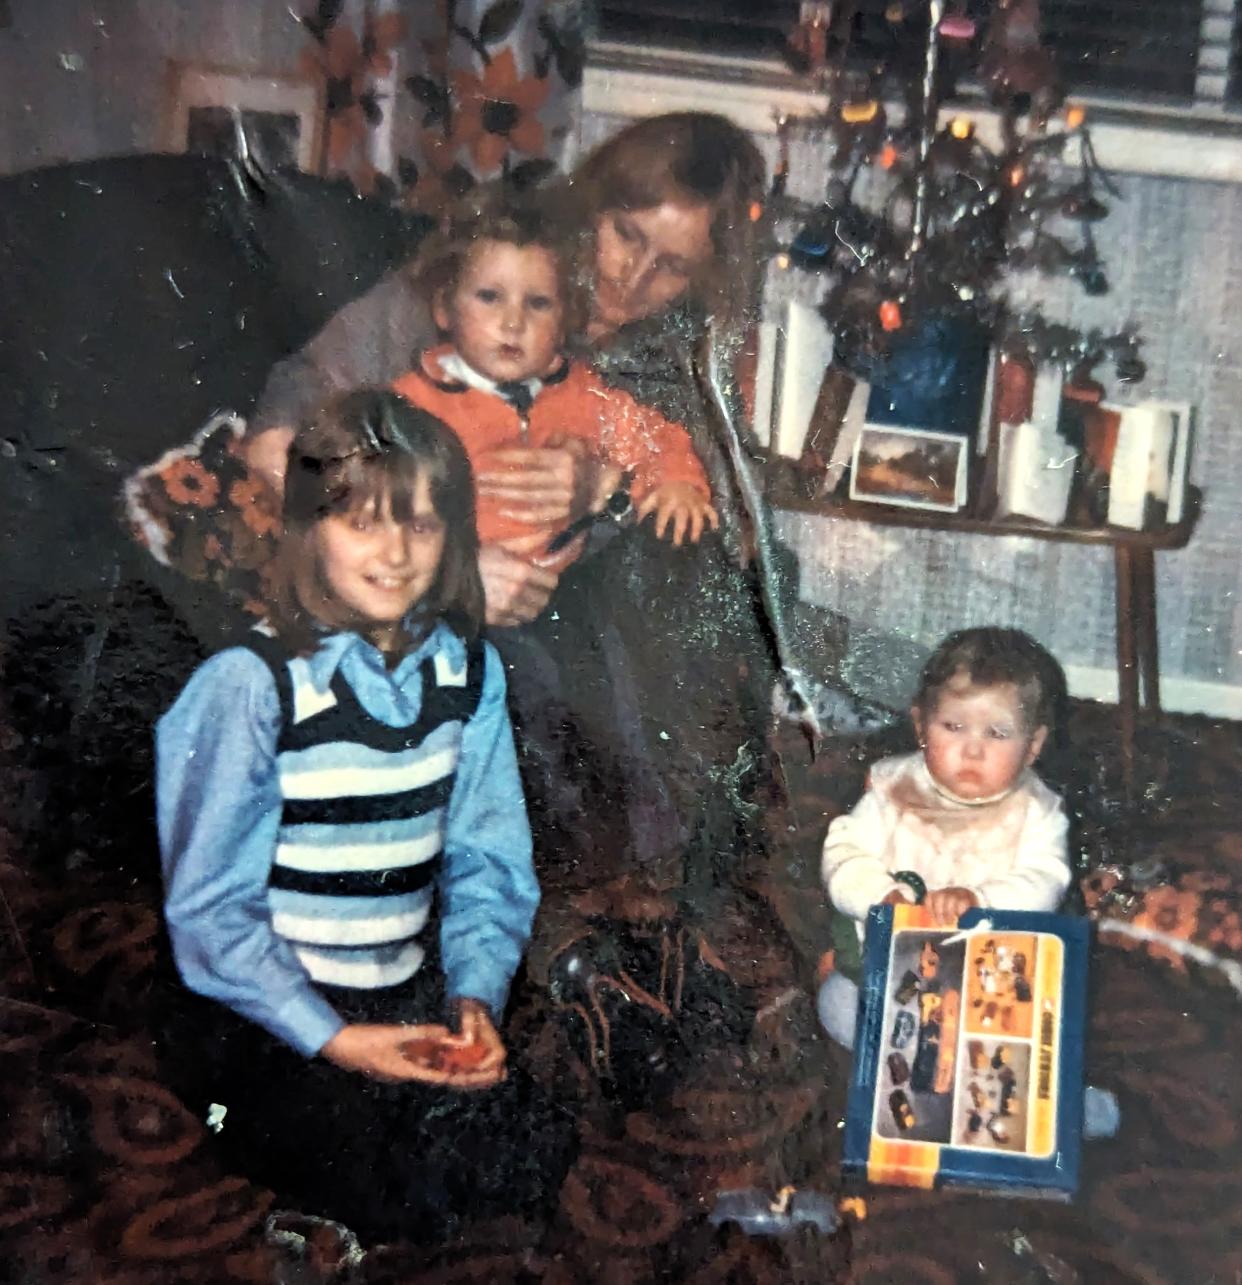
[590,201,715,338]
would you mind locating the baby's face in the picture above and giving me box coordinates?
[913,676,1046,802]
[434,239,564,386]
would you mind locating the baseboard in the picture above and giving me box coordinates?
[1062,663,1242,721]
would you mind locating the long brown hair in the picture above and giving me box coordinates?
[264,389,484,655]
[572,112,767,332]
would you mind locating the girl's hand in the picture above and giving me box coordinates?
[925,887,979,926]
[636,483,719,547]
[441,998,507,1091]
[320,1023,459,1085]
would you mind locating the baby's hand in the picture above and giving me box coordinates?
[636,483,719,547]
[926,886,979,926]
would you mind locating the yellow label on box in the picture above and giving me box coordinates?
[1029,936,1063,1158]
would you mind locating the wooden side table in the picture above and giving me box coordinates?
[767,482,1202,800]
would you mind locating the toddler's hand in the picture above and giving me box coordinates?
[926,886,979,926]
[637,483,719,547]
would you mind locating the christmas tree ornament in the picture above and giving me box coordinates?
[841,100,880,123]
[786,1,834,76]
[767,0,1144,402]
[980,0,1059,106]
[939,12,977,40]
[770,112,792,199]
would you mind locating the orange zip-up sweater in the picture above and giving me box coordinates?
[392,346,710,565]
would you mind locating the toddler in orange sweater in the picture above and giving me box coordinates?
[392,186,717,571]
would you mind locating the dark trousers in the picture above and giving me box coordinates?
[161,970,578,1243]
[493,526,777,902]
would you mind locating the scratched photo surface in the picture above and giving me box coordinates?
[3,4,1242,1283]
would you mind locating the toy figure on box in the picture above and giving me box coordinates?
[156,391,575,1240]
[817,627,1072,1049]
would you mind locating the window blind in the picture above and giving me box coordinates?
[1039,0,1205,101]
[594,0,1232,109]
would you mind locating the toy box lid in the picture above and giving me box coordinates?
[842,904,1089,1201]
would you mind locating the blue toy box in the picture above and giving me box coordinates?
[843,903,1089,1201]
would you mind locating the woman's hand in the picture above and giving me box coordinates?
[478,541,565,627]
[441,998,507,1091]
[925,886,979,926]
[243,425,294,497]
[320,1023,459,1084]
[636,483,719,547]
[475,440,605,527]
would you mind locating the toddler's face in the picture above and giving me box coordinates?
[434,240,564,385]
[913,675,1046,802]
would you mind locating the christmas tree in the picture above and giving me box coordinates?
[772,0,1145,492]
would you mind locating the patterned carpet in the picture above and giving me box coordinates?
[2,695,1240,1284]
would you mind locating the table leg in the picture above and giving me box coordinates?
[1133,549,1161,713]
[1114,546,1138,803]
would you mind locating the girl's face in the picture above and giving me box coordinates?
[312,472,445,649]
[589,201,715,339]
[434,240,564,384]
[913,675,1047,802]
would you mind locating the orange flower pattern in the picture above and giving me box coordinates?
[126,417,280,615]
[1086,861,1242,972]
[294,1,582,209]
[451,46,551,175]
[299,9,408,193]
[161,458,219,509]
[229,476,281,538]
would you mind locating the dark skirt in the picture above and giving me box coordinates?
[160,968,578,1244]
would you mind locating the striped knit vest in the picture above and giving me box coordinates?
[246,631,485,992]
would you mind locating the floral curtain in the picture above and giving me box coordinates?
[297,0,585,208]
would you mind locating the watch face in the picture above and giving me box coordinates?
[607,489,633,518]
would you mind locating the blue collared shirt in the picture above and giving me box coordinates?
[156,622,538,1057]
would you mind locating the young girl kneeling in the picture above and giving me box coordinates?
[156,389,574,1240]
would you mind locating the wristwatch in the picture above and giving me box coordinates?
[546,479,634,554]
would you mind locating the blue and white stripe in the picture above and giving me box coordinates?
[257,639,479,991]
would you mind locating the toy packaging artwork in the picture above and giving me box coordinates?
[843,903,1089,1201]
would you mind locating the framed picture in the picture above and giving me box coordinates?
[850,424,969,513]
[164,63,323,172]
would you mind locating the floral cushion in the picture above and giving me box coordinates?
[124,414,281,616]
